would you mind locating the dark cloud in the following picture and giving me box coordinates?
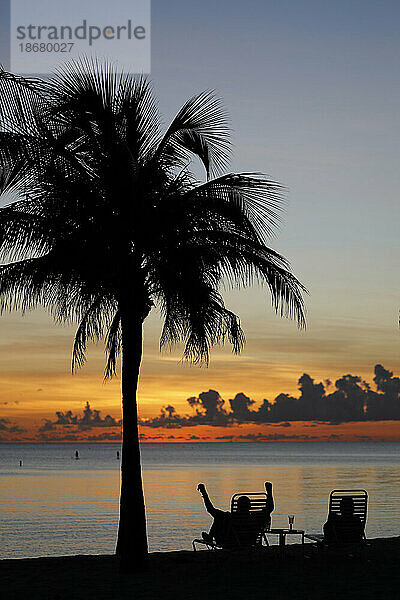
[79,403,120,430]
[54,411,78,426]
[140,364,400,428]
[140,390,229,428]
[38,402,121,433]
[0,418,25,433]
[39,419,56,432]
[369,365,400,419]
[187,390,229,426]
[7,425,26,433]
[229,393,255,422]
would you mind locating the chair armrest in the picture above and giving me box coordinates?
[304,533,324,542]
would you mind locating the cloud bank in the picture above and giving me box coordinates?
[38,401,121,439]
[0,418,26,434]
[139,364,400,428]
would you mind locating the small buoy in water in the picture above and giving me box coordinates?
[75,450,79,460]
[19,460,22,467]
[117,451,120,460]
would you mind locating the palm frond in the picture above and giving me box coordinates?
[114,75,160,162]
[0,200,51,262]
[72,296,108,372]
[155,90,231,177]
[104,310,121,379]
[160,285,245,365]
[0,256,58,314]
[185,172,285,240]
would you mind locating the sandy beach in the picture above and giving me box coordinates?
[1,537,399,600]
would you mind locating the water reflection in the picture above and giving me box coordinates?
[0,443,399,557]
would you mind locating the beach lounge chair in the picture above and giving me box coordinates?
[305,489,368,549]
[192,491,271,551]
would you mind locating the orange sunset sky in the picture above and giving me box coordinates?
[1,2,400,444]
[1,282,399,442]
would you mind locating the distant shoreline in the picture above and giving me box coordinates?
[2,537,399,600]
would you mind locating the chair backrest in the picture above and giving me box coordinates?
[328,489,368,525]
[230,492,270,546]
[327,489,368,543]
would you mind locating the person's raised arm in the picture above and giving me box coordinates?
[197,483,218,517]
[265,481,274,514]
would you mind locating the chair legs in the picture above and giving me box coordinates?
[192,538,216,551]
[262,532,270,546]
[193,529,270,551]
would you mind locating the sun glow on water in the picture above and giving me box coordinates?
[0,441,399,557]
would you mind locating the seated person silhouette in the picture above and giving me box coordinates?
[323,496,364,544]
[197,482,274,548]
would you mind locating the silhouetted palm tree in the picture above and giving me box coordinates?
[0,59,306,569]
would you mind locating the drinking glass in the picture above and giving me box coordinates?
[288,515,295,530]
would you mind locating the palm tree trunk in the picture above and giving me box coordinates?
[116,299,148,571]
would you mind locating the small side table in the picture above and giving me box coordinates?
[267,528,305,554]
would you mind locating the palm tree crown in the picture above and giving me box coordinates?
[0,59,306,567]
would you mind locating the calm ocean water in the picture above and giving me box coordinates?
[0,442,399,558]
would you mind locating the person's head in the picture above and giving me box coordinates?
[237,495,251,514]
[340,496,355,517]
